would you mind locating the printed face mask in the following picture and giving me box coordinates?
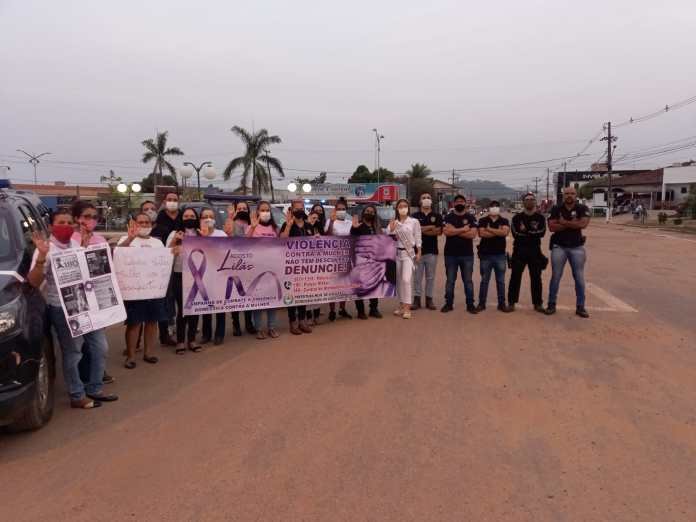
[165,201,178,212]
[259,211,271,223]
[52,224,74,244]
[137,226,152,237]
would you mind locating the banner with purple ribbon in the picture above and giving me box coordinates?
[182,235,397,315]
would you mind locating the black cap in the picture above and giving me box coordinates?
[490,200,500,207]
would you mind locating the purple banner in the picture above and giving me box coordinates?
[182,235,396,315]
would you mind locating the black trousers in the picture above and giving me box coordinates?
[202,313,226,340]
[172,272,199,343]
[287,305,306,322]
[158,274,176,342]
[231,310,254,331]
[355,298,379,314]
[507,250,543,307]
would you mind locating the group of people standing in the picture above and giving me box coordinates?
[28,186,590,410]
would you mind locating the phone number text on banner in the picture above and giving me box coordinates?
[182,235,396,315]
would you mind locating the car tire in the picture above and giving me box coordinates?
[6,335,55,432]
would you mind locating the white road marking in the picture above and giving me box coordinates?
[586,282,638,312]
[515,304,621,312]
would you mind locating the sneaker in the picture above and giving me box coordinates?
[497,304,513,313]
[411,296,421,310]
[425,297,437,310]
[440,304,453,313]
[338,309,352,319]
[328,311,337,322]
[200,336,212,345]
[576,306,590,318]
[102,372,115,385]
[299,321,313,334]
[544,305,556,315]
[534,305,545,313]
[290,323,302,335]
[466,305,479,314]
[369,309,383,319]
[213,337,224,346]
[393,309,403,317]
[402,311,412,319]
[507,303,516,312]
[475,304,486,313]
[357,312,368,320]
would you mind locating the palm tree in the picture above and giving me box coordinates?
[141,131,184,187]
[223,126,284,196]
[406,163,431,179]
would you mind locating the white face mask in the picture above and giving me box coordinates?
[398,207,409,217]
[259,211,271,223]
[336,210,347,220]
[421,198,432,208]
[489,206,501,216]
[165,201,178,212]
[144,209,157,222]
[137,226,152,237]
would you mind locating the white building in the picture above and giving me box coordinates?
[661,164,696,206]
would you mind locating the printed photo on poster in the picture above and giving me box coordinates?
[53,253,82,285]
[92,275,119,310]
[85,248,112,278]
[68,313,92,337]
[61,283,90,316]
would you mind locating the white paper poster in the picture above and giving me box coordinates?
[50,245,127,337]
[113,247,173,301]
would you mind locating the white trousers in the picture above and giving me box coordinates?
[396,251,415,305]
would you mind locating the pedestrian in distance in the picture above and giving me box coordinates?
[388,199,421,319]
[280,199,314,335]
[476,201,513,313]
[117,213,172,368]
[247,201,281,340]
[441,194,479,314]
[507,192,547,313]
[411,192,442,311]
[198,207,228,346]
[325,197,353,321]
[350,204,385,320]
[545,186,591,318]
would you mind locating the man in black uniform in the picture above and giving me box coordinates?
[508,192,546,312]
[411,192,442,310]
[545,186,590,318]
[476,201,512,312]
[441,194,478,314]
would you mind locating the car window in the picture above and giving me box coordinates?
[0,206,25,271]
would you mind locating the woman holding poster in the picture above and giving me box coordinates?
[247,201,281,339]
[117,213,170,368]
[388,199,422,320]
[199,208,228,346]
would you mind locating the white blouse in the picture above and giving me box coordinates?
[389,216,422,251]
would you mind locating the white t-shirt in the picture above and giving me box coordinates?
[30,238,80,307]
[116,236,164,248]
[208,229,227,238]
[325,218,352,236]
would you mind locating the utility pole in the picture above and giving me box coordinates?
[562,161,567,204]
[601,122,618,221]
[532,176,542,196]
[545,168,550,203]
[372,129,384,186]
[16,149,51,185]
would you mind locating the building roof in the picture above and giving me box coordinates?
[585,170,663,188]
[12,182,110,198]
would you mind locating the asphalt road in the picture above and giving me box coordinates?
[2,221,696,521]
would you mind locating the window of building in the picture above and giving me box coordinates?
[681,187,688,194]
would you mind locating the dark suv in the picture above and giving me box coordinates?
[0,189,55,432]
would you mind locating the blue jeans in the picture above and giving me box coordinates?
[444,255,475,306]
[48,305,107,400]
[478,254,507,307]
[253,308,277,330]
[548,245,586,307]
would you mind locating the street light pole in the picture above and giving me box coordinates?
[372,129,384,186]
[183,161,213,200]
[16,149,51,185]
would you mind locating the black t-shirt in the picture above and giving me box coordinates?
[151,210,181,245]
[549,203,589,248]
[350,223,378,236]
[280,221,313,237]
[443,212,478,257]
[477,216,510,256]
[511,212,546,252]
[412,210,443,255]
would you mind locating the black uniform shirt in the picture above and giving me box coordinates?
[412,211,443,255]
[443,212,478,257]
[549,203,589,248]
[511,212,546,252]
[477,216,510,256]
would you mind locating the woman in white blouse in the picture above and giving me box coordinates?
[388,199,422,319]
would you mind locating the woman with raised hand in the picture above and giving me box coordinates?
[166,207,202,354]
[387,199,421,319]
[247,201,281,339]
[199,207,228,345]
[224,200,257,337]
[117,213,171,368]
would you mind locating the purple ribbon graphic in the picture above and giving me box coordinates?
[224,271,283,300]
[186,249,210,307]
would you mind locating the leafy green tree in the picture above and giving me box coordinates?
[399,163,433,206]
[223,126,284,195]
[140,172,178,193]
[405,163,431,179]
[348,165,395,183]
[141,131,184,187]
[295,171,327,185]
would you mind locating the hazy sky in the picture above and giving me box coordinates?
[2,0,695,190]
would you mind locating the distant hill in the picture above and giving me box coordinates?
[455,179,519,200]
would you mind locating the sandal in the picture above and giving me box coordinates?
[143,355,159,364]
[71,398,101,409]
[124,360,136,370]
[256,331,267,340]
[175,344,186,355]
[187,343,203,353]
[268,329,279,339]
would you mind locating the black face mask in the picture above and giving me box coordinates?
[293,210,307,220]
[454,204,466,212]
[236,211,249,221]
[182,218,198,230]
[363,214,375,222]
